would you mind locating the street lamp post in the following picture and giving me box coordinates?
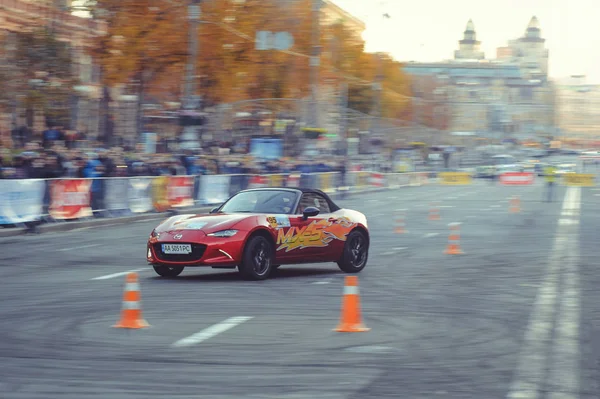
[180,0,202,149]
[309,0,321,128]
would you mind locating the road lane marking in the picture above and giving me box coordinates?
[58,244,101,252]
[423,233,439,238]
[547,187,581,399]
[172,316,254,347]
[506,187,581,399]
[91,268,147,280]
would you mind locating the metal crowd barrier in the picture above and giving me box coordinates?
[0,171,430,227]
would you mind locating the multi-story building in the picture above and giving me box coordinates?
[556,75,600,139]
[321,0,366,41]
[0,0,105,141]
[403,16,555,139]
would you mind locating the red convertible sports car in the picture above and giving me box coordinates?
[147,187,369,280]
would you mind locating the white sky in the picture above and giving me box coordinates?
[331,0,600,83]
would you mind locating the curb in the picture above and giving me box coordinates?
[0,186,421,238]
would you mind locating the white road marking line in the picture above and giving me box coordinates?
[506,187,581,399]
[466,215,477,218]
[393,247,408,251]
[58,244,101,252]
[91,268,147,281]
[439,205,455,208]
[423,233,439,238]
[312,281,331,285]
[547,187,581,399]
[490,205,501,208]
[559,219,579,225]
[172,316,254,347]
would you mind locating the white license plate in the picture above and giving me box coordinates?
[162,244,192,254]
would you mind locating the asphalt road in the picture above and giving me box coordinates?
[1,174,599,399]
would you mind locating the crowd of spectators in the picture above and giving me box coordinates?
[1,135,343,180]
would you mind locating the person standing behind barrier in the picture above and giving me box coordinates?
[543,164,557,202]
[336,160,347,199]
[83,158,106,217]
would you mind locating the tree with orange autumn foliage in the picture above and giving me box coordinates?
[86,0,413,134]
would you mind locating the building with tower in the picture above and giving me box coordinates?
[403,16,556,140]
[454,20,485,61]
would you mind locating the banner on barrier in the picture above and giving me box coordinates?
[0,179,45,224]
[248,175,268,188]
[319,173,335,193]
[128,178,153,213]
[49,179,92,219]
[286,173,301,187]
[356,171,369,187]
[198,175,231,205]
[439,172,472,185]
[268,174,285,187]
[562,173,595,187]
[499,172,534,185]
[105,178,130,210]
[152,176,170,212]
[369,173,386,188]
[168,176,195,208]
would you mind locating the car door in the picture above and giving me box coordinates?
[274,192,328,262]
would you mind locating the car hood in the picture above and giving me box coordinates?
[157,213,252,233]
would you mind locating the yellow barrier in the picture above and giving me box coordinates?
[319,173,335,193]
[268,174,285,187]
[439,172,472,185]
[151,176,170,212]
[562,173,595,187]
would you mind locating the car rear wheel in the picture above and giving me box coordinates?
[337,230,369,273]
[238,235,274,280]
[153,265,184,278]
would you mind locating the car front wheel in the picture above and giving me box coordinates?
[337,230,369,273]
[238,235,274,280]
[153,265,184,277]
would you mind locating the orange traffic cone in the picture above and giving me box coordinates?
[510,196,521,213]
[445,222,464,255]
[113,272,150,329]
[428,202,441,220]
[334,276,370,332]
[395,210,407,234]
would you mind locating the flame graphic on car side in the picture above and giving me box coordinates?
[276,217,356,253]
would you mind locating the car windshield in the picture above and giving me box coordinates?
[219,190,299,214]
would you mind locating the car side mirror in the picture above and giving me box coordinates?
[210,207,220,214]
[302,206,320,220]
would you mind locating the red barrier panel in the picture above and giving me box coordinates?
[248,175,268,188]
[168,176,195,208]
[369,172,387,187]
[49,179,92,219]
[499,172,535,185]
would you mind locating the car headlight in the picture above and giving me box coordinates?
[207,229,238,237]
[150,229,159,238]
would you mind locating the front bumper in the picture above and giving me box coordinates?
[147,236,244,267]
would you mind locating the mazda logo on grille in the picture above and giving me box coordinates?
[173,234,183,240]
